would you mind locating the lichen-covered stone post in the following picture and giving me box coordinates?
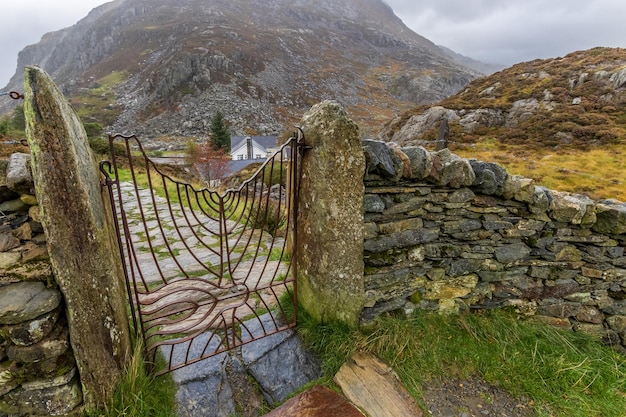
[297,101,365,326]
[23,66,131,409]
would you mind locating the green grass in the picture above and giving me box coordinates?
[114,166,252,221]
[75,293,623,417]
[84,341,176,417]
[297,309,626,417]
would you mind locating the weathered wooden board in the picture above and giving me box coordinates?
[334,352,423,417]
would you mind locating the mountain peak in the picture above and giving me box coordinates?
[2,0,480,138]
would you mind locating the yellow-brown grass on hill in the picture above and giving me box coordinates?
[383,47,626,202]
[0,143,28,158]
[453,140,626,201]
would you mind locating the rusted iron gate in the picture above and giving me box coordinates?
[100,132,306,375]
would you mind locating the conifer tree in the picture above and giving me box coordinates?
[210,111,230,152]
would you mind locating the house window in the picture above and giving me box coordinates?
[255,154,262,159]
[237,154,244,160]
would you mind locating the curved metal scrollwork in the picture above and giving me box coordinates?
[101,131,306,374]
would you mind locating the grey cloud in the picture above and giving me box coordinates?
[3,0,626,89]
[386,0,626,66]
[0,0,106,89]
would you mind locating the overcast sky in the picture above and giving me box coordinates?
[2,0,626,89]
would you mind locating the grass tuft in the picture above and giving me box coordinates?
[83,341,177,417]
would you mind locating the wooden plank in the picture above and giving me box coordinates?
[334,352,423,417]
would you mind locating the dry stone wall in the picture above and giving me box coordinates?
[0,153,81,416]
[362,140,626,350]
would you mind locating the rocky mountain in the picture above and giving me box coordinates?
[1,0,481,139]
[380,47,626,150]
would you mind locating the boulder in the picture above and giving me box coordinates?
[594,200,626,235]
[459,109,505,133]
[548,191,596,226]
[427,149,475,188]
[469,160,508,196]
[392,106,459,143]
[362,140,399,179]
[505,98,539,127]
[5,153,33,195]
[401,146,433,180]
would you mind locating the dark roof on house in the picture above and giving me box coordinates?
[225,159,266,177]
[230,136,278,153]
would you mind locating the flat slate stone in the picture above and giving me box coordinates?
[7,324,69,362]
[263,385,365,417]
[0,282,61,325]
[6,153,33,195]
[1,374,82,416]
[4,306,61,346]
[0,252,21,270]
[175,374,237,417]
[0,199,27,213]
[0,231,20,252]
[241,314,293,362]
[160,332,226,384]
[334,352,423,417]
[242,314,322,406]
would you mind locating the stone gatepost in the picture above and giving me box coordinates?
[23,66,131,409]
[297,101,365,326]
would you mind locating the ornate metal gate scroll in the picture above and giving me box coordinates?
[100,132,305,375]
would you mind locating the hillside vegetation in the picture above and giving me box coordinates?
[381,47,626,200]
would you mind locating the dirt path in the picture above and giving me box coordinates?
[422,377,538,417]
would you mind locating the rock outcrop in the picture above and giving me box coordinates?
[382,48,626,149]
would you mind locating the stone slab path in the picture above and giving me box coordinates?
[115,181,289,335]
[170,313,321,417]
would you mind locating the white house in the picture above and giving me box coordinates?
[230,136,278,161]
